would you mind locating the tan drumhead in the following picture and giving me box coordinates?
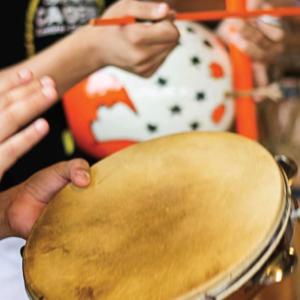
[23,132,285,300]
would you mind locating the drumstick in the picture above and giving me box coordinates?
[226,0,258,140]
[90,7,300,26]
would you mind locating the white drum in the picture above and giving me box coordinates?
[63,22,234,158]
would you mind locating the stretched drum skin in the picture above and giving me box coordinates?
[23,132,292,300]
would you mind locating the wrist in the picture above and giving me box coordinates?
[36,25,108,94]
[74,25,108,72]
[0,189,14,239]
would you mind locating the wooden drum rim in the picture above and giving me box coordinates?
[22,133,292,300]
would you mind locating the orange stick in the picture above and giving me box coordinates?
[90,16,135,26]
[90,7,300,25]
[226,0,258,140]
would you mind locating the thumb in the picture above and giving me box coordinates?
[6,159,90,238]
[21,159,90,205]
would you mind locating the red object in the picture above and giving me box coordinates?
[226,0,258,140]
[90,7,300,26]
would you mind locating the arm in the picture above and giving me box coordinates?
[0,0,179,97]
[0,30,102,97]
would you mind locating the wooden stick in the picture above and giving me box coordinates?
[90,7,300,26]
[90,16,135,26]
[226,0,258,140]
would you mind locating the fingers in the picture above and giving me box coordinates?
[97,0,179,77]
[0,76,55,110]
[128,19,179,45]
[127,1,169,20]
[240,21,272,47]
[0,76,57,142]
[255,19,284,42]
[0,69,33,95]
[247,0,284,42]
[21,159,91,204]
[108,0,172,21]
[0,71,58,179]
[217,18,284,63]
[0,119,49,179]
[134,46,174,77]
[237,28,284,62]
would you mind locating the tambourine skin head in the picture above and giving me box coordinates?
[23,132,286,300]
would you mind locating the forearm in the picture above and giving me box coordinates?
[0,26,104,96]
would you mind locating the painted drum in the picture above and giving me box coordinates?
[23,132,298,300]
[63,21,234,158]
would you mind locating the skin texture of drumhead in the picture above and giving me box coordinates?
[23,132,285,300]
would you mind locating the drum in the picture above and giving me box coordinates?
[23,132,298,300]
[63,21,234,158]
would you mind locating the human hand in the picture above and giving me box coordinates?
[83,0,180,77]
[1,159,90,239]
[0,69,58,180]
[217,0,285,86]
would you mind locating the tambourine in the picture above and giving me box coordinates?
[23,132,299,299]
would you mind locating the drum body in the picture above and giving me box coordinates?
[23,132,297,300]
[63,21,234,158]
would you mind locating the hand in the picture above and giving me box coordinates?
[0,71,90,240]
[0,70,58,180]
[1,159,90,239]
[83,0,180,77]
[217,0,285,86]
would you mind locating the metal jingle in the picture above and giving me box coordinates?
[254,247,298,286]
[275,155,298,181]
[274,155,300,222]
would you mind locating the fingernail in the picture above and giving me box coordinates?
[156,3,168,17]
[18,69,32,81]
[40,76,55,87]
[232,34,247,50]
[76,170,91,185]
[42,86,57,100]
[34,118,49,134]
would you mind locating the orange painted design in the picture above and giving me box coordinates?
[210,62,225,79]
[88,89,137,114]
[63,78,137,158]
[212,104,226,124]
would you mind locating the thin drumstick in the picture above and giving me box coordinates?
[90,7,300,26]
